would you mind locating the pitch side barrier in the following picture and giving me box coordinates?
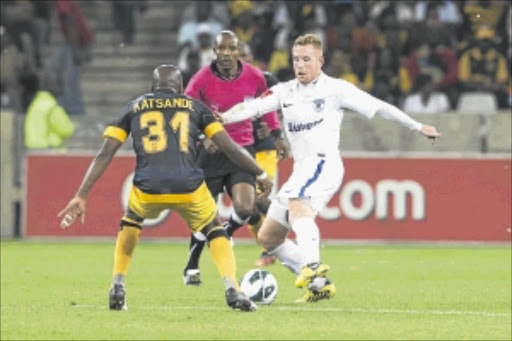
[23,151,511,243]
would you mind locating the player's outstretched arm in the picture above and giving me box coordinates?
[211,130,273,197]
[58,137,123,228]
[340,82,441,144]
[217,89,281,124]
[375,104,441,144]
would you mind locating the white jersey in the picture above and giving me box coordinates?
[223,72,422,161]
[222,71,423,219]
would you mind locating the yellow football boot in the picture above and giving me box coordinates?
[295,282,336,303]
[294,263,330,288]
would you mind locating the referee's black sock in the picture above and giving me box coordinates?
[224,211,248,238]
[184,233,205,272]
[224,219,241,238]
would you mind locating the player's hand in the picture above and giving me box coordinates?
[256,122,271,139]
[275,138,290,160]
[256,177,273,198]
[57,196,87,229]
[203,137,219,153]
[420,125,441,145]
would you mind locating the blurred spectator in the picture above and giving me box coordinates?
[372,73,398,106]
[372,4,412,57]
[229,0,258,43]
[273,2,327,46]
[351,15,376,56]
[0,0,41,67]
[415,1,462,24]
[369,1,415,25]
[181,0,230,28]
[250,2,277,67]
[369,47,412,97]
[350,52,373,92]
[181,49,200,88]
[24,71,75,149]
[407,28,458,105]
[178,1,223,50]
[268,25,294,75]
[459,0,506,43]
[411,1,459,51]
[300,5,327,48]
[232,7,257,43]
[111,0,147,46]
[45,0,94,116]
[0,26,24,113]
[327,8,358,53]
[458,24,509,108]
[325,49,372,91]
[178,24,215,72]
[403,73,451,113]
[31,0,53,48]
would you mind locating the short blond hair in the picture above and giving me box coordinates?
[293,34,323,52]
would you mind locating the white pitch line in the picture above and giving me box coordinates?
[71,304,511,317]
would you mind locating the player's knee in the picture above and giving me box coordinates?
[201,224,228,243]
[233,204,253,220]
[119,212,143,231]
[257,229,279,252]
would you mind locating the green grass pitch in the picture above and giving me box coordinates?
[1,240,510,340]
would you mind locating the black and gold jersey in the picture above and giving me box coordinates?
[103,88,223,195]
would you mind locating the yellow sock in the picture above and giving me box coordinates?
[113,226,141,277]
[208,235,239,290]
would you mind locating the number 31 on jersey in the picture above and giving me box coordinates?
[140,110,189,153]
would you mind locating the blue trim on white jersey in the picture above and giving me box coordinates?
[298,159,325,198]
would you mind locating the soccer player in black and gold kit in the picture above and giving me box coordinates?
[58,65,272,312]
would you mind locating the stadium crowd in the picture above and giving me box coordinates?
[177,0,511,112]
[1,0,511,120]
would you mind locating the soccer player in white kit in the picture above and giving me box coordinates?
[218,34,441,303]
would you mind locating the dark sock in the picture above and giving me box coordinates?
[247,211,261,225]
[224,218,243,238]
[184,234,205,272]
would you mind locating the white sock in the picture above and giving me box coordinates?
[270,239,304,274]
[292,217,320,266]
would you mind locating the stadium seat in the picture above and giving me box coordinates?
[456,92,498,115]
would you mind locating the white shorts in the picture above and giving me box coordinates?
[267,155,344,229]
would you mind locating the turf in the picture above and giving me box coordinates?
[1,241,510,340]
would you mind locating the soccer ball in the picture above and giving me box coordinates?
[239,269,278,305]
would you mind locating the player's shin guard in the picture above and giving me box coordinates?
[113,223,141,278]
[206,226,239,291]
